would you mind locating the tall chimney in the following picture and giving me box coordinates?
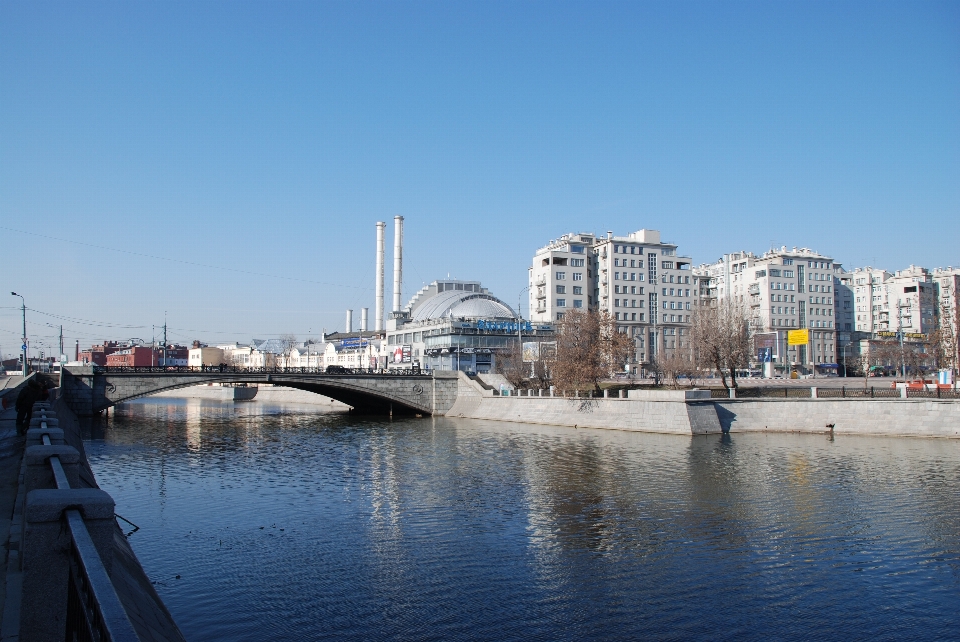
[375,221,385,331]
[361,308,368,332]
[393,216,404,313]
[346,309,353,334]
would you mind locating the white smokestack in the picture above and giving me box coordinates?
[375,221,385,331]
[361,308,368,332]
[393,216,404,313]
[346,309,353,334]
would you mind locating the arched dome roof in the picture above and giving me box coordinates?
[409,291,516,322]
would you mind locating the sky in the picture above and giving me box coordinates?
[1,1,958,357]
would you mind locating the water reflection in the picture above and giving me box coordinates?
[85,399,960,641]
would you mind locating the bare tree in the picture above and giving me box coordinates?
[553,310,633,394]
[496,341,527,389]
[658,346,699,389]
[690,300,751,390]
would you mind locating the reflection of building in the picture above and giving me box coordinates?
[384,279,552,373]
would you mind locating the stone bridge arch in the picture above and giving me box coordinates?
[60,367,460,417]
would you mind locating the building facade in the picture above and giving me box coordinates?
[529,229,694,372]
[695,247,839,374]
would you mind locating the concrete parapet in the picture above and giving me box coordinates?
[28,417,59,428]
[627,389,711,401]
[23,445,81,493]
[19,488,117,642]
[25,427,65,447]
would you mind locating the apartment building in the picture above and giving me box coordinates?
[849,267,893,332]
[529,233,598,323]
[695,247,839,373]
[529,229,693,371]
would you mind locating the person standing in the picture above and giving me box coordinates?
[15,379,42,435]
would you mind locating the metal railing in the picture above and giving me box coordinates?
[91,365,428,376]
[36,407,139,642]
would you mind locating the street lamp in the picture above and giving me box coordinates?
[11,292,27,376]
[518,285,530,376]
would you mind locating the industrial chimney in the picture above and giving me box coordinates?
[392,216,404,313]
[375,221,385,331]
[346,309,353,334]
[361,308,368,332]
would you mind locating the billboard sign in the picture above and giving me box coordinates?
[787,329,809,346]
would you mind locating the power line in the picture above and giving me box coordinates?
[1,225,372,292]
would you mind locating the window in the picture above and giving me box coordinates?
[571,258,585,267]
[556,299,566,307]
[770,269,782,277]
[571,245,585,254]
[555,272,566,280]
[614,299,620,307]
[615,285,621,294]
[784,270,794,278]
[573,273,583,281]
[556,285,566,294]
[615,312,621,320]
[662,261,675,269]
[573,300,583,308]
[573,286,582,295]
[783,258,794,265]
[755,270,767,278]
[614,272,620,280]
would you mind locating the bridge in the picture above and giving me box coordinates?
[59,366,462,417]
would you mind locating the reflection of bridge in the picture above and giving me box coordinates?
[59,366,461,417]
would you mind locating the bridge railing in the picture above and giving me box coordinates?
[91,365,429,376]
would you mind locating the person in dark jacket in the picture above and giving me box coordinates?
[15,379,42,435]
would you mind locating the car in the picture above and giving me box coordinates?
[325,365,348,374]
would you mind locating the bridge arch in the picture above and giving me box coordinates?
[59,368,448,417]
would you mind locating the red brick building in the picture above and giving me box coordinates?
[79,341,121,366]
[105,346,157,367]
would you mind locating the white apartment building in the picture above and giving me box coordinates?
[849,267,893,332]
[529,229,694,371]
[695,247,839,373]
[883,266,937,336]
[529,233,598,323]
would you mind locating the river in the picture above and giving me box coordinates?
[84,398,960,641]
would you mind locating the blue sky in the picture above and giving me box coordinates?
[1,1,958,354]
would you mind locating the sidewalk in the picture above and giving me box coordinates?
[0,405,24,638]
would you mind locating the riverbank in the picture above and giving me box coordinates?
[448,376,960,438]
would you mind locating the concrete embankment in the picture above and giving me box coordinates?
[0,385,186,641]
[447,375,960,438]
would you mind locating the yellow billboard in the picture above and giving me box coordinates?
[787,329,809,346]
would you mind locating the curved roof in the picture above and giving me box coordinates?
[410,291,516,322]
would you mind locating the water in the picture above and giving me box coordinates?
[85,398,960,641]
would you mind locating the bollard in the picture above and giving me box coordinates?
[811,387,818,399]
[728,388,737,399]
[900,386,908,399]
[603,389,609,398]
[23,446,82,493]
[20,489,117,642]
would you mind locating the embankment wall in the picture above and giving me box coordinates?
[447,381,960,438]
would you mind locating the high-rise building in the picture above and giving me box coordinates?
[529,229,694,372]
[695,246,840,374]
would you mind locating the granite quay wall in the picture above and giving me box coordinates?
[714,399,960,438]
[445,376,960,438]
[2,395,186,641]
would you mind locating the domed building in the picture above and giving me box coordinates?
[382,279,554,373]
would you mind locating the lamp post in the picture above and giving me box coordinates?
[518,285,530,376]
[11,292,27,376]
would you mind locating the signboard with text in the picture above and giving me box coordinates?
[787,329,809,346]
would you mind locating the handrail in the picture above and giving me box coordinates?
[90,365,428,376]
[65,509,140,641]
